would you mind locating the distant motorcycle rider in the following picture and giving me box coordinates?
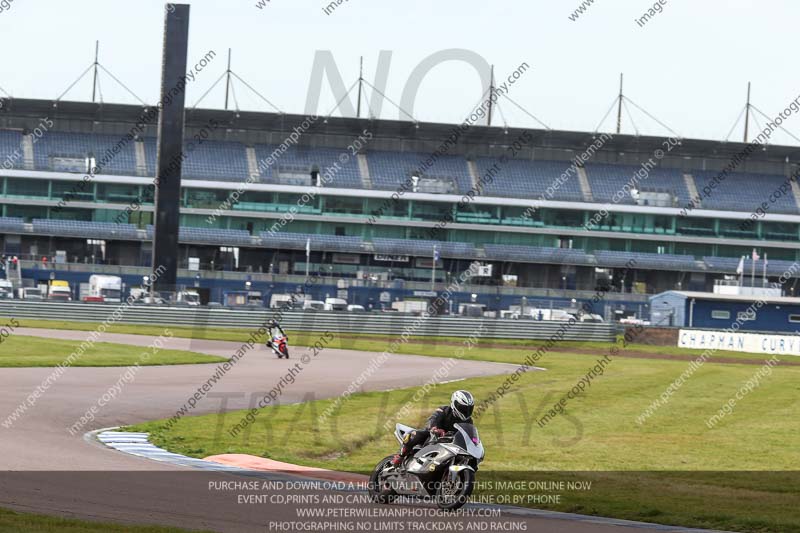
[266,320,287,350]
[391,390,475,467]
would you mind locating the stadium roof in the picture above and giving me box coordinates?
[3,97,800,168]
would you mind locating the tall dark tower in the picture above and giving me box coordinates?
[152,3,190,290]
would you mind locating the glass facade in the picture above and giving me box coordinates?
[1,176,799,262]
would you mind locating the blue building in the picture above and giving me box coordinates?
[649,291,800,334]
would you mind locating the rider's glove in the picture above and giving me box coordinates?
[431,427,446,438]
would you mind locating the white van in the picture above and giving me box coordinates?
[323,298,348,311]
[270,293,306,309]
[0,279,13,299]
[302,300,325,311]
[18,287,44,300]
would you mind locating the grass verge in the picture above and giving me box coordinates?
[4,317,774,365]
[128,344,800,533]
[0,507,209,533]
[0,335,226,367]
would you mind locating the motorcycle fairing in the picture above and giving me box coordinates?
[405,443,456,476]
[453,424,484,460]
[394,423,415,444]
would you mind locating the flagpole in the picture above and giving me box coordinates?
[737,256,744,287]
[740,257,743,287]
[431,246,437,292]
[305,238,310,280]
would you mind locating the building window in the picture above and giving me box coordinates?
[789,315,800,323]
[711,310,730,320]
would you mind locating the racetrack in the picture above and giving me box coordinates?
[0,328,704,532]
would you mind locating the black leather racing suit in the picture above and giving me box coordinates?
[399,405,474,457]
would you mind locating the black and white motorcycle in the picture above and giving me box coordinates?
[368,422,485,510]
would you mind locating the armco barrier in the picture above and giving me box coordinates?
[0,301,616,342]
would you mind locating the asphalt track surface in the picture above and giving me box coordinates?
[0,328,703,533]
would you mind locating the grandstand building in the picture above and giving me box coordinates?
[1,97,799,314]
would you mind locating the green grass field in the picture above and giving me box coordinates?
[0,507,208,533]
[4,316,775,364]
[0,335,226,367]
[127,339,800,533]
[6,316,800,531]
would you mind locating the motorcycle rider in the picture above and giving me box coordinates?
[265,320,287,351]
[390,390,475,467]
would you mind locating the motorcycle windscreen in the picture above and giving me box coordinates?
[452,424,483,459]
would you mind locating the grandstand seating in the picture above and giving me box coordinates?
[0,130,23,169]
[702,256,741,273]
[260,232,364,253]
[32,219,140,240]
[0,217,25,232]
[254,145,363,189]
[6,128,800,217]
[143,225,253,245]
[143,138,250,182]
[585,164,690,206]
[692,171,798,214]
[34,132,138,175]
[474,158,584,201]
[483,244,594,265]
[482,245,705,271]
[766,258,800,276]
[594,250,697,270]
[704,255,800,276]
[367,151,472,193]
[182,226,251,245]
[371,238,475,258]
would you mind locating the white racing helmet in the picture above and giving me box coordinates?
[450,390,475,421]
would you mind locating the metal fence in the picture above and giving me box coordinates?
[0,301,616,342]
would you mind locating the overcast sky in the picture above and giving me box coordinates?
[2,0,799,145]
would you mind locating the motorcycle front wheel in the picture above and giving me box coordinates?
[368,455,397,504]
[436,468,475,511]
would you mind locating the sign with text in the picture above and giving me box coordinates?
[678,329,800,356]
[374,254,409,262]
